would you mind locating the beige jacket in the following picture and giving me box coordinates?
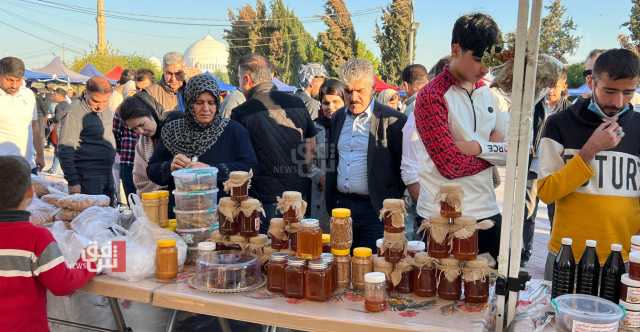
[145,82,180,118]
[133,135,164,194]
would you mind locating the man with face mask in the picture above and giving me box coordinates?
[538,49,640,279]
[58,77,116,202]
[413,13,507,261]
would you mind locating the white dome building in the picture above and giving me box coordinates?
[184,35,228,73]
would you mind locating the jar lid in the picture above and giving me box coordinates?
[308,259,328,270]
[331,248,350,256]
[198,241,216,251]
[240,198,262,210]
[156,190,170,198]
[365,272,386,283]
[633,235,640,246]
[354,247,372,258]
[322,234,331,244]
[282,191,302,200]
[630,251,640,264]
[142,192,161,200]
[301,219,320,228]
[229,235,248,243]
[168,219,177,227]
[332,208,351,218]
[376,238,384,248]
[407,241,426,252]
[320,253,334,262]
[611,243,623,252]
[622,273,640,287]
[585,239,597,247]
[249,234,269,245]
[218,197,238,209]
[287,257,306,266]
[270,252,288,262]
[157,239,176,248]
[561,238,572,246]
[382,199,404,210]
[620,299,640,311]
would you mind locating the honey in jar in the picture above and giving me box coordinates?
[268,218,289,250]
[393,259,414,294]
[462,258,492,304]
[437,183,463,218]
[427,216,451,259]
[437,258,462,301]
[239,198,263,238]
[296,219,322,260]
[322,234,332,253]
[364,272,388,313]
[218,197,239,236]
[305,259,332,301]
[381,232,407,264]
[452,216,479,261]
[278,191,305,225]
[332,248,351,289]
[224,171,251,202]
[380,199,406,233]
[155,239,178,283]
[267,252,288,293]
[352,247,373,291]
[330,208,352,250]
[284,257,306,298]
[412,252,437,297]
[321,253,336,294]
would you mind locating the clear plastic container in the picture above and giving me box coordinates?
[193,250,262,290]
[172,167,218,192]
[552,294,624,332]
[173,189,219,211]
[364,272,387,313]
[175,209,218,230]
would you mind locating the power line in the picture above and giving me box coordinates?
[0,18,83,54]
[0,7,93,47]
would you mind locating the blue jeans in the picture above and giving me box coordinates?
[336,193,383,254]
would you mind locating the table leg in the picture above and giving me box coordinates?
[165,310,178,332]
[107,297,129,332]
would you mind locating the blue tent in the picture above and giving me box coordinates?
[34,57,90,84]
[79,64,103,77]
[272,78,296,93]
[204,72,237,91]
[568,84,591,97]
[24,69,52,81]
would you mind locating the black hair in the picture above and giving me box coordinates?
[319,78,346,104]
[0,56,25,77]
[136,68,155,82]
[401,64,428,85]
[451,13,501,57]
[429,56,451,79]
[119,94,160,125]
[0,156,32,210]
[593,48,640,81]
[118,69,136,85]
[238,53,274,83]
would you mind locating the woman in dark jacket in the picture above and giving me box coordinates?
[147,74,257,208]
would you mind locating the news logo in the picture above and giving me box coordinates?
[79,240,127,273]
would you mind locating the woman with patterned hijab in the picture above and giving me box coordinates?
[148,73,257,209]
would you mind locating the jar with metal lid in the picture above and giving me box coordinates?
[305,259,332,301]
[437,183,463,218]
[157,190,170,227]
[462,258,493,303]
[238,199,263,238]
[407,241,426,257]
[330,208,353,250]
[142,192,161,225]
[156,239,178,283]
[321,253,336,294]
[278,191,306,225]
[380,199,405,233]
[284,257,306,298]
[373,255,394,292]
[296,219,322,260]
[332,248,351,289]
[267,252,288,293]
[364,272,388,313]
[268,218,289,250]
[630,251,640,281]
[437,257,462,301]
[352,247,373,291]
[427,216,451,259]
[322,234,331,253]
[621,273,640,304]
[218,197,239,236]
[411,252,437,297]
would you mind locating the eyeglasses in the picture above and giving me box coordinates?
[582,69,592,78]
[164,70,185,80]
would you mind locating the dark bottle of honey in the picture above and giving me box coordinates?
[576,240,600,296]
[599,243,625,304]
[552,237,575,299]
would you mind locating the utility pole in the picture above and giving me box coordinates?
[97,0,106,54]
[407,0,418,64]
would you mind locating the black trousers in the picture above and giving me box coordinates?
[80,172,115,206]
[480,213,503,261]
[336,192,384,254]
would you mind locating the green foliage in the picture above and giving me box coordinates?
[375,0,414,85]
[70,46,160,77]
[538,0,581,63]
[566,62,585,88]
[318,0,356,77]
[355,40,380,74]
[622,0,640,51]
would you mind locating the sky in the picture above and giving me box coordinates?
[0,0,634,75]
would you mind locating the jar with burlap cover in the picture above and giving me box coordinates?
[462,257,495,303]
[418,216,451,259]
[239,198,265,238]
[436,183,463,218]
[451,217,494,261]
[379,199,406,233]
[411,252,438,297]
[390,256,415,287]
[268,218,289,250]
[437,257,462,301]
[373,255,394,291]
[381,231,408,264]
[218,197,240,236]
[248,234,270,265]
[223,170,252,201]
[277,191,307,224]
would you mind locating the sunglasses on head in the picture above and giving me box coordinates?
[583,69,592,78]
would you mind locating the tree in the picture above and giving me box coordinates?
[538,0,580,63]
[622,0,640,52]
[318,0,356,77]
[375,0,414,85]
[224,2,266,85]
[566,62,585,88]
[71,46,160,77]
[355,40,380,74]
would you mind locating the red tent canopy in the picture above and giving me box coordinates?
[105,66,124,81]
[373,76,399,93]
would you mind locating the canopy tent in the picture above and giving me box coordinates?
[202,73,236,91]
[79,64,103,77]
[24,69,53,81]
[105,66,124,82]
[272,78,296,93]
[374,76,399,93]
[33,57,90,84]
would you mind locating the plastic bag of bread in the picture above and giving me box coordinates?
[55,208,81,222]
[30,175,68,197]
[41,193,67,206]
[27,197,59,225]
[56,194,111,211]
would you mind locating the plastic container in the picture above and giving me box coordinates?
[332,248,351,289]
[193,250,262,290]
[193,242,216,287]
[173,189,219,211]
[620,299,640,329]
[330,208,352,250]
[600,243,626,304]
[352,247,373,291]
[552,237,576,299]
[175,209,217,230]
[630,251,640,281]
[157,190,170,227]
[364,272,387,313]
[552,294,624,332]
[576,240,600,296]
[142,192,161,225]
[156,239,178,282]
[621,273,640,304]
[172,167,218,192]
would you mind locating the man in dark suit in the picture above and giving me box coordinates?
[325,59,407,252]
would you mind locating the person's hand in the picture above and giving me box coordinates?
[171,154,191,171]
[188,161,210,169]
[489,130,504,142]
[68,185,81,194]
[36,155,45,171]
[318,175,325,192]
[455,140,482,156]
[579,121,622,161]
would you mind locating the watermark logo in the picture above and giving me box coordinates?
[79,240,126,273]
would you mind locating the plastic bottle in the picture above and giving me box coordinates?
[576,240,600,296]
[552,237,576,299]
[599,243,626,304]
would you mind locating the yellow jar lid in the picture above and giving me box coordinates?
[157,239,176,248]
[142,192,161,200]
[332,208,351,218]
[168,219,177,226]
[331,248,350,256]
[156,190,170,198]
[353,247,372,258]
[322,234,330,243]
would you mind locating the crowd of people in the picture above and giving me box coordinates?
[2,11,640,331]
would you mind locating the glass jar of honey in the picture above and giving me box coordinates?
[393,258,414,294]
[381,232,407,264]
[239,198,263,238]
[462,258,493,304]
[352,247,373,291]
[373,255,394,292]
[156,239,178,283]
[380,199,406,233]
[267,252,288,293]
[305,259,332,301]
[332,249,351,289]
[322,234,332,253]
[412,252,437,297]
[437,183,463,218]
[452,216,479,261]
[321,253,336,294]
[330,208,352,250]
[284,257,306,298]
[142,192,160,225]
[157,190,170,228]
[224,171,251,202]
[218,197,239,236]
[296,219,322,260]
[427,216,451,259]
[268,218,289,250]
[437,258,462,301]
[278,191,305,225]
[364,272,388,313]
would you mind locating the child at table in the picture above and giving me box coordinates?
[0,156,97,332]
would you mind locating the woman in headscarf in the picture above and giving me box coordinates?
[376,88,402,112]
[147,74,257,204]
[309,78,345,230]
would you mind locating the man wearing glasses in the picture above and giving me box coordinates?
[144,52,186,118]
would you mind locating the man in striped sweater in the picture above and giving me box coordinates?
[0,156,96,331]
